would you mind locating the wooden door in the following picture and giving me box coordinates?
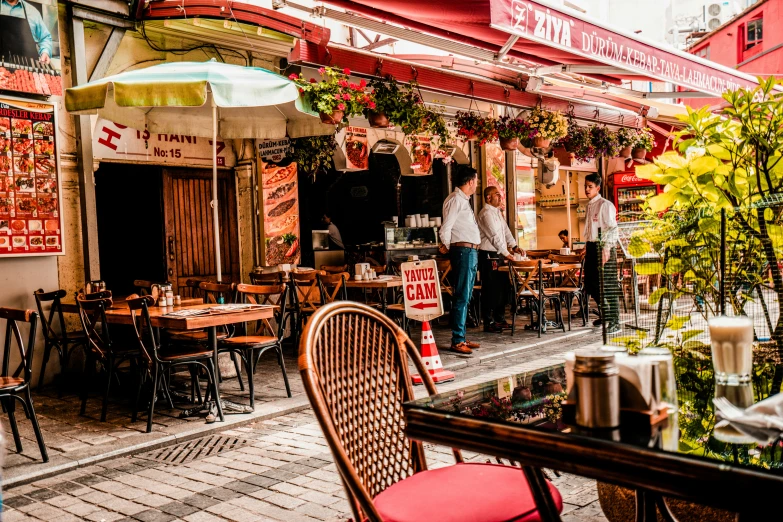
[163,168,240,296]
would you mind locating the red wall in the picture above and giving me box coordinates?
[685,0,783,107]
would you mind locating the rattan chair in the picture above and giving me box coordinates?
[0,307,48,462]
[33,288,87,390]
[299,302,562,522]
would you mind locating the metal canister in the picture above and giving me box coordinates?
[573,351,620,429]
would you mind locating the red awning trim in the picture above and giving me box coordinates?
[290,41,645,128]
[141,0,331,46]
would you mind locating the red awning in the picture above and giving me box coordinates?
[320,0,763,97]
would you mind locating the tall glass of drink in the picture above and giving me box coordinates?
[708,316,753,385]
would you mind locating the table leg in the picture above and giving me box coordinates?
[381,287,388,315]
[521,466,561,522]
[210,327,225,422]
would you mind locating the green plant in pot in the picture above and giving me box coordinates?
[616,127,637,158]
[560,122,595,161]
[455,110,497,145]
[289,66,372,124]
[364,76,415,128]
[632,127,655,159]
[289,134,337,180]
[590,125,620,158]
[527,107,567,148]
[495,115,530,151]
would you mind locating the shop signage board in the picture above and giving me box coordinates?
[344,126,368,169]
[92,119,236,167]
[0,0,63,96]
[489,0,759,97]
[258,139,300,265]
[401,259,444,321]
[258,138,289,162]
[0,95,63,256]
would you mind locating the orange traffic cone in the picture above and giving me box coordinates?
[411,321,455,385]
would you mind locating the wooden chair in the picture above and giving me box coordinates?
[183,278,208,299]
[76,295,141,422]
[126,295,220,432]
[290,270,324,342]
[508,260,564,337]
[0,307,48,462]
[299,302,562,522]
[547,257,588,330]
[219,284,292,407]
[132,280,155,296]
[525,249,552,259]
[249,271,284,285]
[320,265,350,275]
[33,288,87,390]
[317,272,349,305]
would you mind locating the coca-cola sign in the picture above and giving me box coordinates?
[616,173,644,184]
[489,0,759,97]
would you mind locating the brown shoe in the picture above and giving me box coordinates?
[464,339,481,349]
[450,342,473,355]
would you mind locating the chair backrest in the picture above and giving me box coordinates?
[132,280,155,296]
[549,254,582,264]
[299,302,442,522]
[235,283,289,341]
[435,258,452,296]
[0,307,38,385]
[76,295,113,359]
[317,272,348,304]
[291,270,324,313]
[370,265,386,274]
[526,249,551,259]
[184,278,208,299]
[320,265,349,275]
[199,282,235,304]
[126,294,158,367]
[33,288,70,347]
[249,271,284,285]
[509,260,541,297]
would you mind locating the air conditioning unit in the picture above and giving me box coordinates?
[705,2,737,31]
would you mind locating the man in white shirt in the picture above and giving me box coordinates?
[583,173,620,334]
[439,166,482,355]
[322,213,344,249]
[477,186,524,332]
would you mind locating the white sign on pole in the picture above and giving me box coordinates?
[401,259,444,322]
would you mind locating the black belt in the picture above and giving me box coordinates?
[452,242,479,250]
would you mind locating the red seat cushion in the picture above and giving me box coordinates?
[373,463,562,522]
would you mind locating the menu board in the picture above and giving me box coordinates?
[260,160,300,266]
[344,126,368,169]
[0,96,62,256]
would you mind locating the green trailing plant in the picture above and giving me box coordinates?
[289,66,372,121]
[289,135,337,179]
[590,125,620,157]
[634,127,656,151]
[456,111,497,144]
[560,122,595,161]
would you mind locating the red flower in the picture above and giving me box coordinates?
[298,88,304,93]
[342,93,351,100]
[318,67,325,74]
[288,73,298,80]
[338,80,349,88]
[334,93,341,100]
[337,103,346,111]
[343,68,351,75]
[309,78,317,83]
[359,79,367,88]
[368,101,376,109]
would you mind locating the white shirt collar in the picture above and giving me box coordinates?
[456,187,470,200]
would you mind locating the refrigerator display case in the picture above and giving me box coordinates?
[613,172,662,223]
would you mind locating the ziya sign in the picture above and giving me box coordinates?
[489,0,759,97]
[93,119,236,167]
[401,259,444,321]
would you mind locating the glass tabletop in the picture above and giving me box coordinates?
[408,360,783,474]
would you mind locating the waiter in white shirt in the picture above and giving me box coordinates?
[438,166,482,355]
[322,213,344,249]
[477,186,524,332]
[583,173,620,334]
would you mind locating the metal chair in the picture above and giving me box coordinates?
[33,288,87,390]
[219,283,292,407]
[508,260,565,337]
[317,272,349,305]
[547,257,588,330]
[126,295,220,433]
[0,307,48,462]
[299,302,562,522]
[76,295,140,422]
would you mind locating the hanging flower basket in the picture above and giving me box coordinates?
[290,66,371,125]
[559,123,595,161]
[632,147,648,160]
[615,127,636,158]
[590,125,620,158]
[499,137,519,151]
[632,127,655,159]
[495,115,529,151]
[367,110,391,128]
[527,107,567,148]
[456,111,497,145]
[533,136,552,148]
[319,111,344,125]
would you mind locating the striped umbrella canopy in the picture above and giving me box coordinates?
[65,60,335,281]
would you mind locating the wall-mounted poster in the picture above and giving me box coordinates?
[261,160,300,266]
[0,0,62,96]
[344,126,368,169]
[0,95,63,256]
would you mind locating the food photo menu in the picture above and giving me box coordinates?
[0,96,63,256]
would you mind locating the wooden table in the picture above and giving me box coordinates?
[345,276,403,314]
[404,362,783,521]
[62,298,275,422]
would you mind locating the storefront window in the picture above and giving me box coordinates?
[485,143,506,213]
[514,150,537,250]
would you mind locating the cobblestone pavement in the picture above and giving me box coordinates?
[3,317,603,485]
[1,410,607,522]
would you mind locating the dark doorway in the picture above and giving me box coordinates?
[95,163,166,295]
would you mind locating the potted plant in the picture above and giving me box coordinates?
[365,76,406,128]
[289,134,337,179]
[456,111,497,145]
[495,116,529,151]
[560,122,595,161]
[527,107,568,148]
[633,127,655,159]
[616,127,637,158]
[289,67,372,124]
[590,125,620,158]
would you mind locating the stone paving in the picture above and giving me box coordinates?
[3,316,603,486]
[1,410,608,522]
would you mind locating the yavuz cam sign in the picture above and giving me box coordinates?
[489,0,760,97]
[401,259,444,322]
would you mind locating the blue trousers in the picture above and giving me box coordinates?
[449,246,478,345]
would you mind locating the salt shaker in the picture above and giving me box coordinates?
[573,351,620,429]
[166,290,174,307]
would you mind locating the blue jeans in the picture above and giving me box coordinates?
[449,246,478,345]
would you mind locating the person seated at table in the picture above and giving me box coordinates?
[558,229,569,249]
[477,186,524,333]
